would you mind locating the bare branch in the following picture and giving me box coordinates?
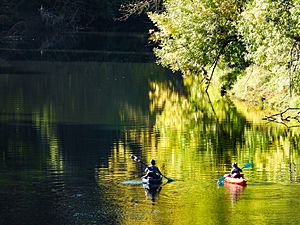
[262,108,300,129]
[117,0,163,21]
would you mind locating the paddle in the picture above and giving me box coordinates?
[131,155,175,183]
[217,163,253,184]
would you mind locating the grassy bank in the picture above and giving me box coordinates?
[215,65,300,111]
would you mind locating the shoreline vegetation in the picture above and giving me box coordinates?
[214,65,299,111]
[227,65,299,111]
[140,0,300,112]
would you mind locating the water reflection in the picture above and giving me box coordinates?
[0,32,154,62]
[147,76,300,184]
[93,73,300,224]
[0,54,175,224]
[224,183,246,203]
[142,182,162,202]
[1,39,300,224]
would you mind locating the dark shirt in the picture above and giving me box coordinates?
[231,167,242,174]
[146,165,161,174]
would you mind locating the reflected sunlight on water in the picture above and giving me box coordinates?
[0,47,300,224]
[93,78,300,224]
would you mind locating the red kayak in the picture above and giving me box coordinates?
[224,176,247,186]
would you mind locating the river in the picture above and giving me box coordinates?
[0,32,300,225]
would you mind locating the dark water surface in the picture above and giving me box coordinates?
[1,33,300,225]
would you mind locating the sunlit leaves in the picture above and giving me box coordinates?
[237,0,300,102]
[238,0,292,69]
[148,0,247,75]
[148,0,300,105]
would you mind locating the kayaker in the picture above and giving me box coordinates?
[230,162,243,178]
[144,159,162,179]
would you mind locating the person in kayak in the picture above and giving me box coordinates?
[144,159,162,179]
[230,162,243,178]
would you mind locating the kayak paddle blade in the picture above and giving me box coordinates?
[121,180,143,185]
[218,176,225,183]
[242,163,253,169]
[166,177,176,183]
[131,155,140,163]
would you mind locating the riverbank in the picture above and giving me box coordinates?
[210,65,300,112]
[231,65,300,111]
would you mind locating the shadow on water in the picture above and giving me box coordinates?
[142,183,162,202]
[120,180,163,202]
[0,32,155,63]
[0,30,178,224]
[1,31,300,225]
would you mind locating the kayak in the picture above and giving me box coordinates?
[224,176,247,186]
[142,175,163,185]
[142,175,162,201]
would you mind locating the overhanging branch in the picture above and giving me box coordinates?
[205,37,236,92]
[117,0,163,21]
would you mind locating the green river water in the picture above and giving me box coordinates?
[0,33,300,225]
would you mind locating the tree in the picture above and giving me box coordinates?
[117,0,163,21]
[238,0,300,97]
[148,0,248,90]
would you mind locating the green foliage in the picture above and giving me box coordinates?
[236,0,300,107]
[148,0,300,109]
[239,0,294,69]
[148,0,247,75]
[219,69,242,89]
